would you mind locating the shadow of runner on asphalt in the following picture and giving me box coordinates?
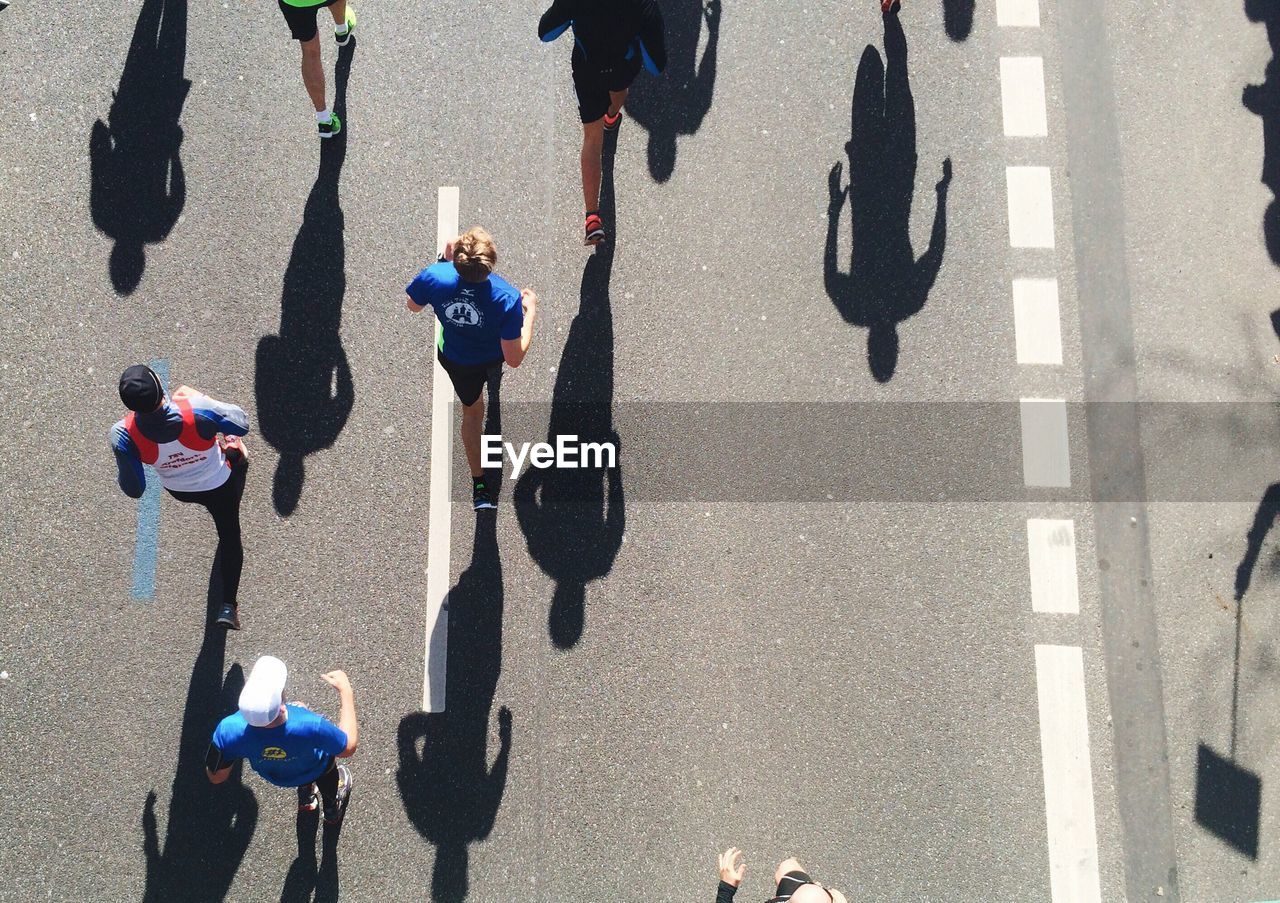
[1192,309,1280,859]
[89,0,190,295]
[1245,0,1280,263]
[278,792,343,902]
[625,0,720,183]
[397,509,511,903]
[824,12,951,383]
[942,0,975,41]
[513,138,625,650]
[255,43,356,516]
[141,553,258,902]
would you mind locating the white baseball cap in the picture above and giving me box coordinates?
[239,655,288,727]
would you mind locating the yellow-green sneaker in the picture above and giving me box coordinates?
[335,6,356,46]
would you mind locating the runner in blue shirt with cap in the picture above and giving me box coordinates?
[207,655,359,826]
[406,226,538,511]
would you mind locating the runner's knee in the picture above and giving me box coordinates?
[775,858,803,884]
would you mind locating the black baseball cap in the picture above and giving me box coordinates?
[118,364,164,412]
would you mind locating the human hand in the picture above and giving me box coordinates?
[321,670,352,694]
[443,240,455,262]
[521,289,538,316]
[828,162,846,207]
[718,848,746,887]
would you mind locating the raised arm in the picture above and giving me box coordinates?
[322,670,360,757]
[636,0,667,74]
[538,0,577,41]
[110,423,145,499]
[192,395,250,439]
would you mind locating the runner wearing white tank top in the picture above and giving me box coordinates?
[110,365,251,628]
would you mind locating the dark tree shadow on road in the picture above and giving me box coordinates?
[141,555,258,902]
[943,0,975,40]
[398,512,511,903]
[89,0,189,295]
[255,45,355,516]
[1245,0,1280,263]
[514,143,625,650]
[825,13,951,383]
[626,0,721,183]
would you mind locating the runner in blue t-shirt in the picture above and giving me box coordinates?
[406,226,539,510]
[206,655,359,826]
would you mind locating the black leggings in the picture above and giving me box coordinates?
[296,756,340,807]
[168,462,247,605]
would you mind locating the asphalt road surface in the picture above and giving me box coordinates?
[2,0,1279,901]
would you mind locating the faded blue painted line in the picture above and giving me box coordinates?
[130,359,169,600]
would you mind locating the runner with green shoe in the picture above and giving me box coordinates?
[277,0,356,138]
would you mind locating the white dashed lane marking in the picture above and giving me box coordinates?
[1019,398,1071,488]
[1035,645,1103,903]
[997,0,1041,28]
[1012,277,1063,365]
[1000,57,1049,137]
[1006,166,1056,248]
[1026,519,1081,614]
[423,186,459,712]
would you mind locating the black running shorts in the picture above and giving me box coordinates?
[768,870,829,903]
[571,52,642,124]
[438,351,503,407]
[278,0,338,42]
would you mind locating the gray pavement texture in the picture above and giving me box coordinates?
[0,0,1277,901]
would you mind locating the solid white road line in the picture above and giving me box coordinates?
[1006,166,1056,248]
[1019,398,1071,488]
[997,0,1040,28]
[1012,277,1063,365]
[423,186,459,712]
[1026,519,1080,614]
[1000,57,1049,137]
[1035,645,1102,903]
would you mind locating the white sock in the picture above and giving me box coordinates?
[335,20,349,34]
[316,108,332,124]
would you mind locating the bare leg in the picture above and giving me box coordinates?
[775,858,804,885]
[580,119,606,213]
[461,396,485,478]
[327,0,347,25]
[300,37,326,112]
[606,88,629,118]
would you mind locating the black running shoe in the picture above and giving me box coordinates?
[215,603,241,630]
[473,479,497,511]
[324,764,353,825]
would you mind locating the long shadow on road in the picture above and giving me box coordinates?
[513,144,625,650]
[625,0,720,183]
[255,45,356,516]
[141,555,257,902]
[824,12,951,383]
[398,509,511,903]
[1245,0,1280,263]
[89,0,190,295]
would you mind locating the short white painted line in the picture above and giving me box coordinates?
[1000,57,1049,137]
[1026,519,1080,613]
[997,0,1040,28]
[1012,278,1063,365]
[1006,166,1056,248]
[1035,645,1102,903]
[1020,398,1071,488]
[422,186,459,713]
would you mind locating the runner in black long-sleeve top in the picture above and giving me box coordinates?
[539,0,666,245]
